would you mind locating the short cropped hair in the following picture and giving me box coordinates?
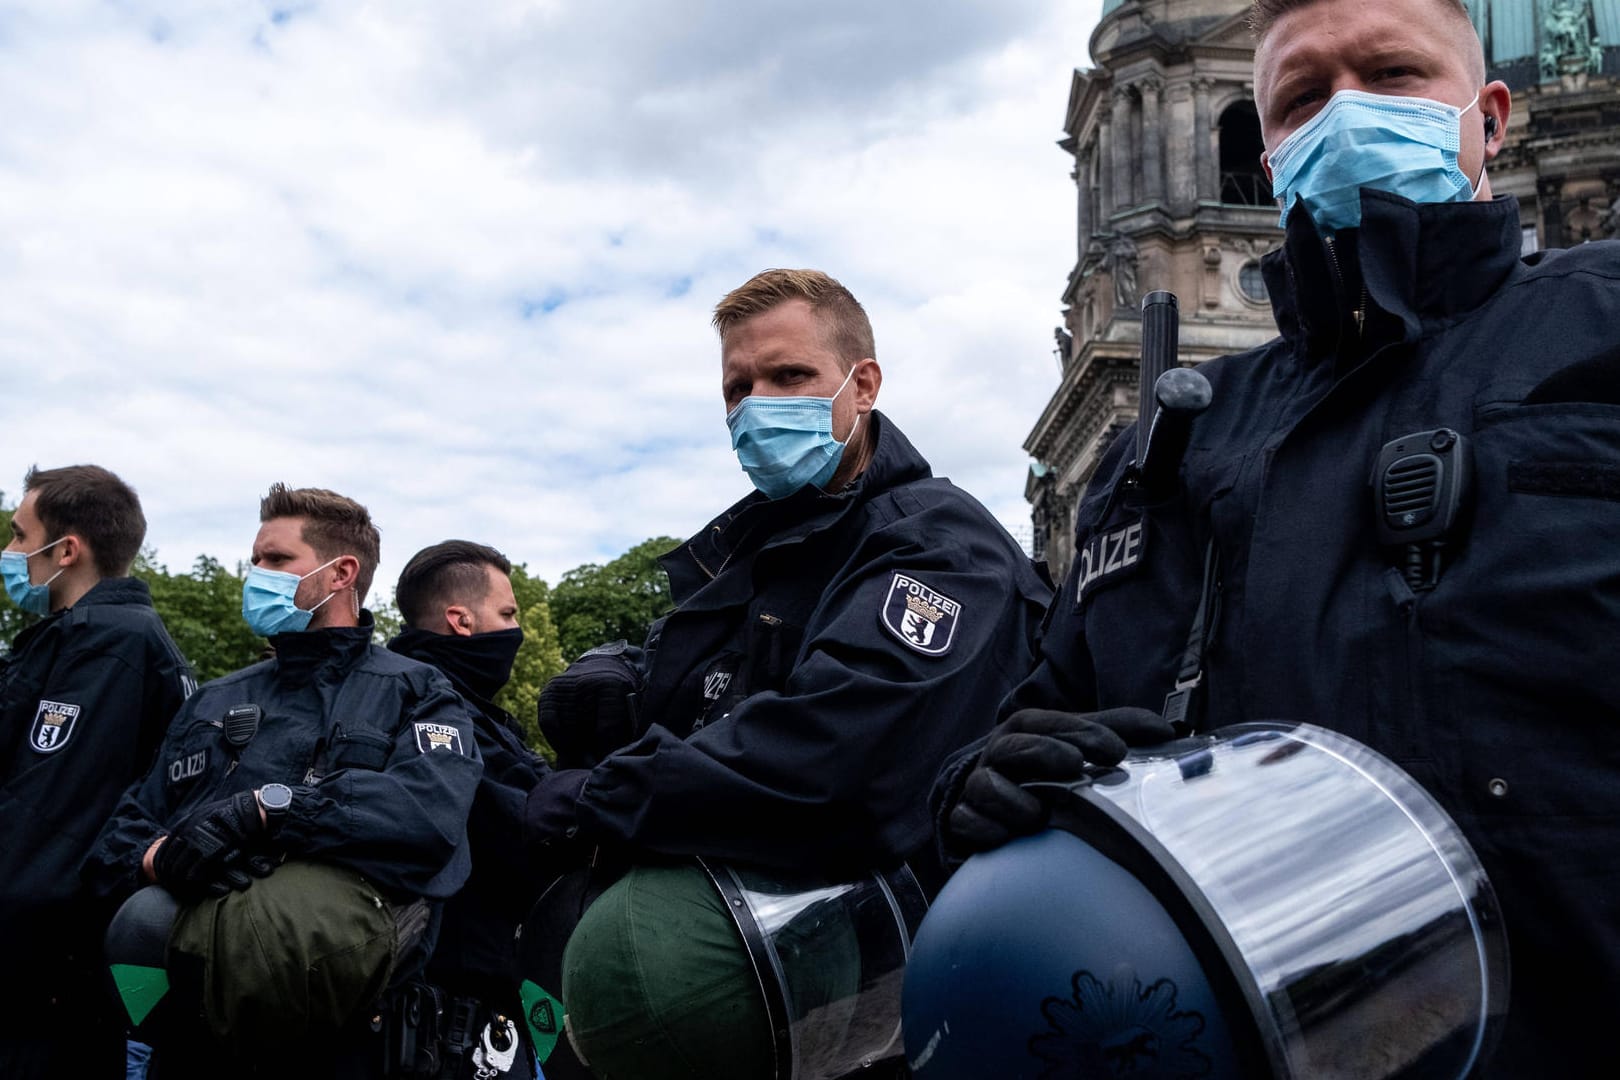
[396,540,512,630]
[23,464,147,577]
[713,269,875,371]
[258,484,382,603]
[1250,0,1467,34]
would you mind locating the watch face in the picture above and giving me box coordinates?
[260,783,293,812]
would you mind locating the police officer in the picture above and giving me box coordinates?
[388,540,548,1080]
[0,465,193,1080]
[935,0,1620,1073]
[86,484,482,1080]
[524,268,1052,1079]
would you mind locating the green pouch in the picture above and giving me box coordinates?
[168,861,399,1046]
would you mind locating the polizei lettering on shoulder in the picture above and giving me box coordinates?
[1075,517,1146,606]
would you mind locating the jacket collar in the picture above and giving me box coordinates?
[663,410,932,605]
[71,576,155,609]
[13,579,153,645]
[1263,190,1524,362]
[269,611,376,677]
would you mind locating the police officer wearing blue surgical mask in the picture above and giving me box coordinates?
[931,0,1620,1075]
[522,269,1051,1080]
[0,464,193,1080]
[87,484,481,1080]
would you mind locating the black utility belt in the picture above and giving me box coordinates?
[373,982,529,1080]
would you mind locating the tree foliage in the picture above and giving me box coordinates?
[550,537,679,661]
[496,564,568,756]
[133,551,266,682]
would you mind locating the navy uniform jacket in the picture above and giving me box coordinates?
[386,631,551,1001]
[87,616,482,905]
[0,577,192,1017]
[529,412,1051,885]
[942,191,1620,1075]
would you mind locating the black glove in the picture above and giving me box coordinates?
[152,790,267,899]
[538,642,644,768]
[948,707,1174,855]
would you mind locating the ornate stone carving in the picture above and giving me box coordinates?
[1107,234,1140,310]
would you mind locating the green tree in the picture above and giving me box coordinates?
[370,594,403,646]
[135,552,266,682]
[550,537,679,661]
[497,564,568,756]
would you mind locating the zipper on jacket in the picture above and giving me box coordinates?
[758,612,784,682]
[1320,234,1367,341]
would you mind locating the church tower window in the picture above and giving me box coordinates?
[1218,101,1272,207]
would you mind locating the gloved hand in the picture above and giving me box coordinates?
[152,790,267,899]
[538,642,644,769]
[948,707,1174,855]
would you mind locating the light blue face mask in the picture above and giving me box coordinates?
[1268,89,1482,233]
[241,556,343,637]
[727,364,863,500]
[1,539,66,616]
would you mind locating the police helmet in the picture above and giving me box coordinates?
[903,723,1508,1080]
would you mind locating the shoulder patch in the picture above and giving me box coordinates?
[414,722,466,755]
[29,700,82,754]
[880,573,961,656]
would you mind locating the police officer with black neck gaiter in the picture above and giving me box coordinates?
[387,540,549,1080]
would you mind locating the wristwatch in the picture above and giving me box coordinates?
[257,782,294,822]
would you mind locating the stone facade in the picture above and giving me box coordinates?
[1474,0,1620,249]
[1027,0,1620,577]
[1026,0,1282,574]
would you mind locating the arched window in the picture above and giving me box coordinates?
[1218,101,1272,207]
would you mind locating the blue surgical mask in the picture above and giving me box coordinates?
[242,556,344,636]
[1269,89,1482,233]
[1,539,66,616]
[727,364,863,500]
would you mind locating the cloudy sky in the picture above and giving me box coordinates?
[0,0,1103,594]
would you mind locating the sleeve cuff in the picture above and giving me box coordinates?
[524,768,591,849]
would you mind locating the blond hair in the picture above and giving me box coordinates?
[713,269,875,370]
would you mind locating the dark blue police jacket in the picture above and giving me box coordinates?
[947,189,1620,1076]
[531,411,1051,885]
[87,615,482,904]
[0,577,192,1021]
[387,629,551,1001]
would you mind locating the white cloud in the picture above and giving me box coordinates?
[0,0,1103,594]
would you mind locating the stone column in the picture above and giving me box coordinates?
[1140,76,1164,204]
[1166,81,1195,209]
[1097,108,1114,222]
[1539,176,1566,247]
[1111,85,1135,212]
[1193,78,1215,202]
[1075,146,1093,259]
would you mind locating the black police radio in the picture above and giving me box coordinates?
[1372,428,1471,591]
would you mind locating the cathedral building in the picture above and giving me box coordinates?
[1025,0,1620,577]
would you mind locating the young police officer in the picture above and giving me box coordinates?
[0,465,193,1080]
[388,540,550,1080]
[87,484,481,1079]
[936,0,1620,1073]
[524,269,1052,1079]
